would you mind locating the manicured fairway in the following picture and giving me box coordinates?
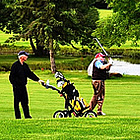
[0,71,140,139]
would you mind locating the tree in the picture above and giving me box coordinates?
[0,0,99,73]
[93,0,140,47]
[0,0,20,34]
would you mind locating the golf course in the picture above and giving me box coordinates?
[0,1,140,139]
[0,70,140,139]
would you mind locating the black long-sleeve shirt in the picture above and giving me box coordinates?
[9,60,39,86]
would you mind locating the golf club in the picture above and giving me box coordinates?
[93,38,109,57]
[93,38,113,65]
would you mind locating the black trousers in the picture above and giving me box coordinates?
[13,85,31,119]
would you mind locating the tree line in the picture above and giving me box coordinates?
[0,0,139,73]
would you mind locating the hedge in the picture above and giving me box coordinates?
[0,56,93,72]
[1,47,140,71]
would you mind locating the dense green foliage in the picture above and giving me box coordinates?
[0,71,140,139]
[0,0,99,56]
[93,0,140,47]
[1,0,99,73]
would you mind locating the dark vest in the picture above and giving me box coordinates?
[92,60,107,80]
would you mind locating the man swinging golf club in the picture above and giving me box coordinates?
[89,52,113,115]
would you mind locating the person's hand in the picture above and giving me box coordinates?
[38,80,44,84]
[109,57,113,65]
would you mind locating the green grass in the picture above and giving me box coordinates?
[98,9,113,19]
[0,117,139,140]
[0,31,13,44]
[0,31,30,47]
[0,71,140,139]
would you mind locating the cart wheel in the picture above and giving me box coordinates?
[63,110,69,117]
[53,110,65,118]
[84,111,97,118]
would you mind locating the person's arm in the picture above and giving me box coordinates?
[101,58,113,70]
[100,63,112,70]
[9,63,17,85]
[95,60,112,70]
[25,63,40,82]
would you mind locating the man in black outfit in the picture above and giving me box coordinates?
[9,51,44,119]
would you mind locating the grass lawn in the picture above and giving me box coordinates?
[98,9,113,19]
[0,71,140,139]
[0,30,30,47]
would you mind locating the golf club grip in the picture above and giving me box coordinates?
[94,38,109,57]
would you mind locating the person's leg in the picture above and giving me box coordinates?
[97,81,106,115]
[89,80,101,110]
[97,98,105,114]
[21,102,32,118]
[14,97,21,119]
[21,86,32,119]
[13,86,21,119]
[89,95,97,110]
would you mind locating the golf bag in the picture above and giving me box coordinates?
[42,72,97,118]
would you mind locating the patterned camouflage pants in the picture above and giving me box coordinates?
[89,80,105,112]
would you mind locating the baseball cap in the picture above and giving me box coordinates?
[18,51,29,56]
[95,53,105,58]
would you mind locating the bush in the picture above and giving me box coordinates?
[0,56,94,72]
[56,46,97,56]
[29,62,51,70]
[1,47,140,72]
[123,49,140,58]
[106,48,140,58]
[55,56,94,70]
[0,63,11,71]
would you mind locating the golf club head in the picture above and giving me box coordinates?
[55,72,64,79]
[93,38,97,40]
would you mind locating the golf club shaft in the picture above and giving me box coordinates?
[93,38,109,57]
